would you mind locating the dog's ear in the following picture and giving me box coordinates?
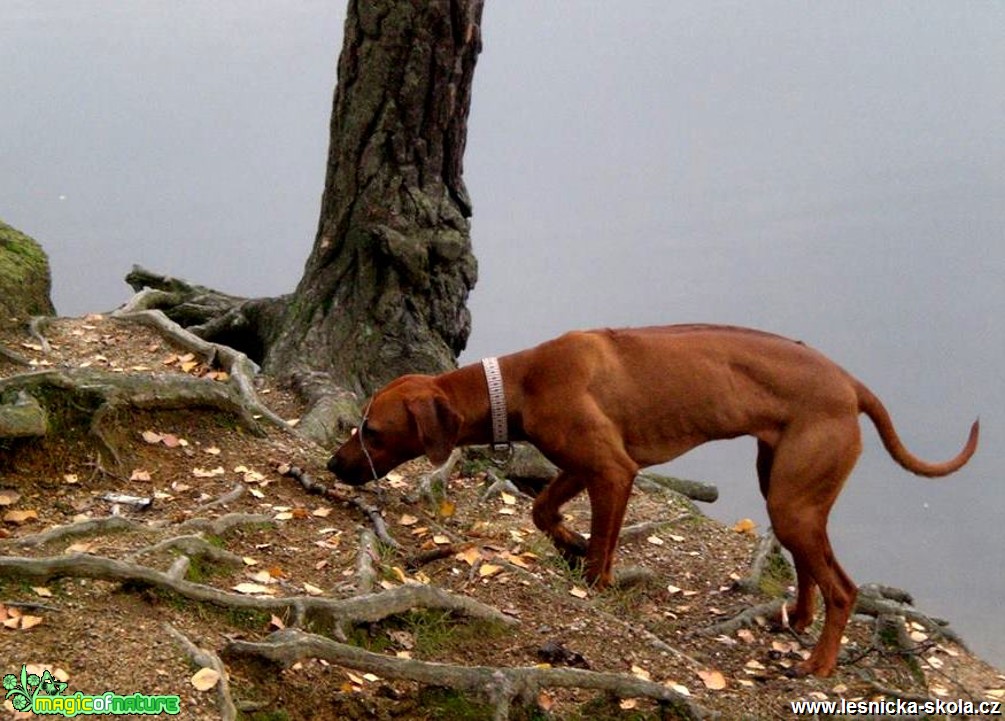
[405,394,462,466]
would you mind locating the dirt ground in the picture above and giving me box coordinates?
[0,315,1002,720]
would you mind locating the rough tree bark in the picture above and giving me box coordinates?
[120,0,483,412]
[265,0,483,395]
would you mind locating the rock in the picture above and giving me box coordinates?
[0,218,57,327]
[0,391,48,438]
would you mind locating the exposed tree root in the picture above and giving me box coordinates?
[177,513,275,536]
[224,628,714,721]
[164,623,238,721]
[735,528,781,594]
[125,534,247,567]
[12,515,141,549]
[697,599,787,638]
[354,528,379,595]
[0,343,32,367]
[110,293,291,434]
[0,367,266,466]
[0,554,516,630]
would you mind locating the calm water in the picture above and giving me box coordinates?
[2,2,1002,665]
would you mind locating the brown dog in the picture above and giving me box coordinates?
[328,324,978,677]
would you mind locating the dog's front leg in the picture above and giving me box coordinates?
[531,471,589,563]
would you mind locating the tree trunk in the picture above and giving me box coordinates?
[263,0,484,396]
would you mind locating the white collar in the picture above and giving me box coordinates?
[480,357,509,450]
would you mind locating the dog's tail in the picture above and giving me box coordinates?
[855,381,979,477]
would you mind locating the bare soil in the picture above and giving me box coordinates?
[0,316,1002,720]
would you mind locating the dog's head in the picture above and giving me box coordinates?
[327,374,462,485]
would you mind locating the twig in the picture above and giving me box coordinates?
[164,623,237,721]
[278,463,402,550]
[194,482,246,512]
[225,629,713,721]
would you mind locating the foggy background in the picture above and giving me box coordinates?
[2,2,1002,665]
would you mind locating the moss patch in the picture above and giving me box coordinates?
[0,218,56,324]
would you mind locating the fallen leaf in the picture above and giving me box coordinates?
[66,541,96,554]
[130,469,152,482]
[569,586,589,599]
[665,681,691,696]
[192,467,225,478]
[646,534,665,546]
[269,615,285,630]
[63,474,80,485]
[732,518,757,535]
[303,583,325,596]
[32,587,53,598]
[232,582,276,596]
[3,509,38,525]
[736,628,755,644]
[432,534,451,545]
[478,563,504,578]
[204,447,222,456]
[399,514,419,526]
[630,664,651,681]
[312,507,332,518]
[909,630,929,643]
[438,499,456,518]
[274,511,294,521]
[500,491,517,505]
[242,557,258,566]
[698,668,727,690]
[141,430,164,444]
[619,699,639,710]
[0,490,21,506]
[456,546,482,566]
[190,667,220,691]
[19,615,43,630]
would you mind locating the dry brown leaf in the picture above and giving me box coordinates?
[192,467,225,478]
[456,546,482,566]
[232,582,276,596]
[646,534,665,546]
[619,699,639,710]
[130,469,152,482]
[19,615,44,630]
[312,507,332,518]
[432,534,451,545]
[500,491,517,506]
[732,518,757,535]
[3,509,38,525]
[190,667,220,691]
[569,586,589,599]
[269,614,285,630]
[478,563,504,578]
[141,430,163,444]
[698,668,727,690]
[303,583,325,596]
[399,514,419,526]
[0,490,21,506]
[438,499,456,518]
[32,586,53,598]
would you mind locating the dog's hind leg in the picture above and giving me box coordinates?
[757,439,818,630]
[764,419,862,677]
